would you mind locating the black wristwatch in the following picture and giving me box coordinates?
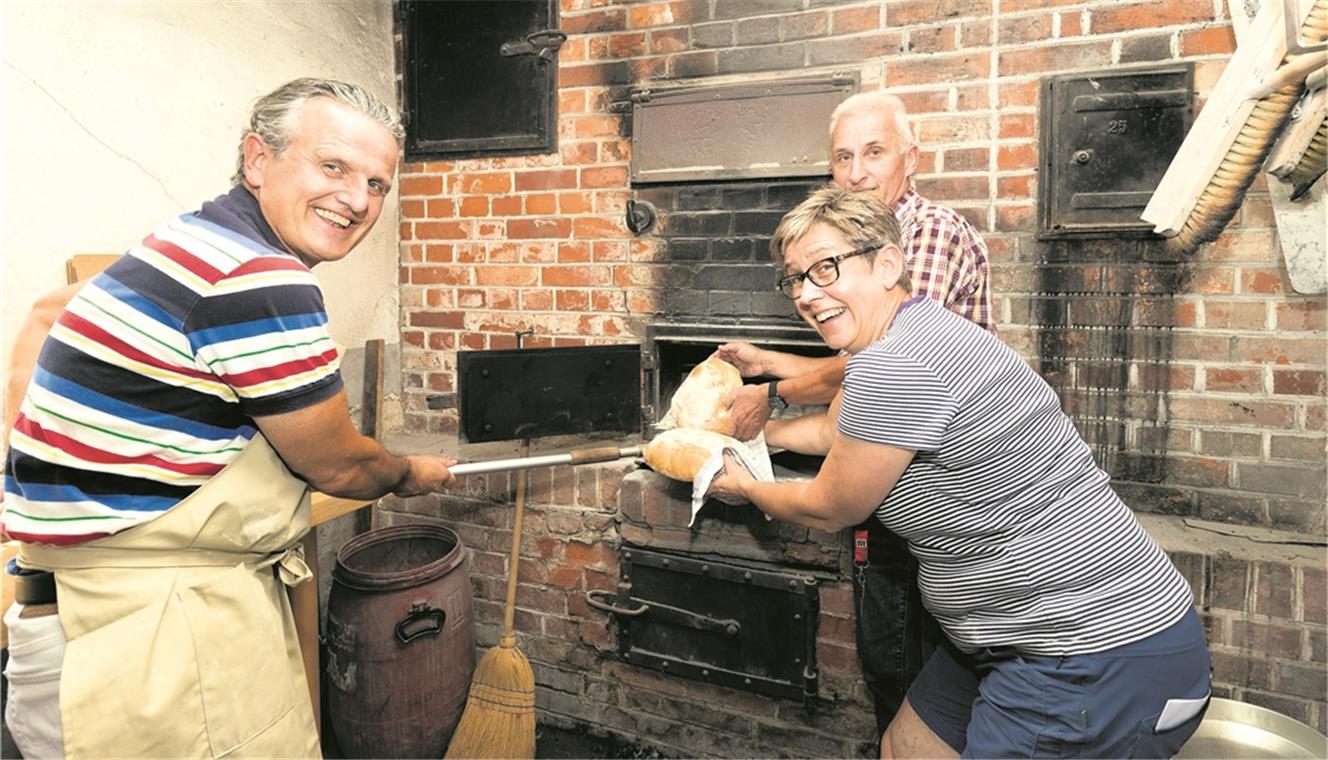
[767,381,788,413]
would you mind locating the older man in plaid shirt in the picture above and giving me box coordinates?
[715,90,994,751]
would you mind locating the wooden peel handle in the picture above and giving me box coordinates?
[569,445,641,465]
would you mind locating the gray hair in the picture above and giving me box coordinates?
[828,91,916,151]
[232,78,404,186]
[769,184,911,292]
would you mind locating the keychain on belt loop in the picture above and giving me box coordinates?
[853,528,870,586]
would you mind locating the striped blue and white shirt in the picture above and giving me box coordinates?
[839,297,1192,656]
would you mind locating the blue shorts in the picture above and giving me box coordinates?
[908,608,1211,759]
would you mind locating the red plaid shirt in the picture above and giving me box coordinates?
[893,188,995,333]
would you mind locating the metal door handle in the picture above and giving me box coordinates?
[586,590,741,637]
[500,30,567,63]
[587,589,648,616]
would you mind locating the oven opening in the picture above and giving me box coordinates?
[645,324,835,479]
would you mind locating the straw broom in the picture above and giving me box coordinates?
[445,440,536,759]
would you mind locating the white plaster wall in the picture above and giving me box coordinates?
[1,0,399,424]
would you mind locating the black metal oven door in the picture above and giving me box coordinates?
[457,344,641,443]
[589,546,819,702]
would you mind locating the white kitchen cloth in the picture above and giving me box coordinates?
[690,434,774,526]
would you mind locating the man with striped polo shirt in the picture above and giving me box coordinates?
[1,78,457,757]
[716,91,992,739]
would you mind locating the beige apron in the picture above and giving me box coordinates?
[19,435,321,759]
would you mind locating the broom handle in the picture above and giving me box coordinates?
[502,438,530,638]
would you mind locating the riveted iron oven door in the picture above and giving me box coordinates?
[591,547,819,702]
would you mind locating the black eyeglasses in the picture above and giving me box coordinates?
[775,245,881,299]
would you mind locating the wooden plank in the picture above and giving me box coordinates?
[311,491,377,527]
[1,541,17,649]
[360,338,384,440]
[357,338,385,534]
[1141,0,1303,235]
[64,253,119,284]
[291,490,374,739]
[292,532,322,736]
[295,491,374,736]
[1229,0,1256,41]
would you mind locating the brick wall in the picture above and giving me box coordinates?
[389,0,1328,749]
[395,0,1324,537]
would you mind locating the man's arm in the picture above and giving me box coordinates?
[255,390,455,499]
[713,342,832,380]
[3,282,85,452]
[721,352,848,441]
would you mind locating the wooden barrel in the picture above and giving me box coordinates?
[325,524,475,758]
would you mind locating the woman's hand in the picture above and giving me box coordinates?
[706,449,757,505]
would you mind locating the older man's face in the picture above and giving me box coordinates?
[830,107,918,207]
[245,97,399,267]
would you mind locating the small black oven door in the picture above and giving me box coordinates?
[588,546,821,702]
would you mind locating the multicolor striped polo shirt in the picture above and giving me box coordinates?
[3,187,343,545]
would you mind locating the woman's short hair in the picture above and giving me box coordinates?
[769,184,911,292]
[232,78,404,186]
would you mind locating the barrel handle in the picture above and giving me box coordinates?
[395,602,446,644]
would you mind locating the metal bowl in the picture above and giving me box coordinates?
[1175,697,1328,759]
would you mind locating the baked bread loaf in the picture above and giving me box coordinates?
[642,428,745,482]
[658,357,741,433]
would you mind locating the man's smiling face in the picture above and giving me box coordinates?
[830,106,918,207]
[244,96,399,267]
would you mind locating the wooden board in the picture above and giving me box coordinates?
[1141,0,1309,235]
[360,338,384,441]
[65,253,120,284]
[1,541,17,649]
[310,492,377,527]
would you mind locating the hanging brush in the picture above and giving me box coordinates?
[1143,0,1328,254]
[1285,116,1328,198]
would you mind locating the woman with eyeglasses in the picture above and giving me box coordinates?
[707,184,1210,760]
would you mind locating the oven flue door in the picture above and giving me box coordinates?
[589,546,819,702]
